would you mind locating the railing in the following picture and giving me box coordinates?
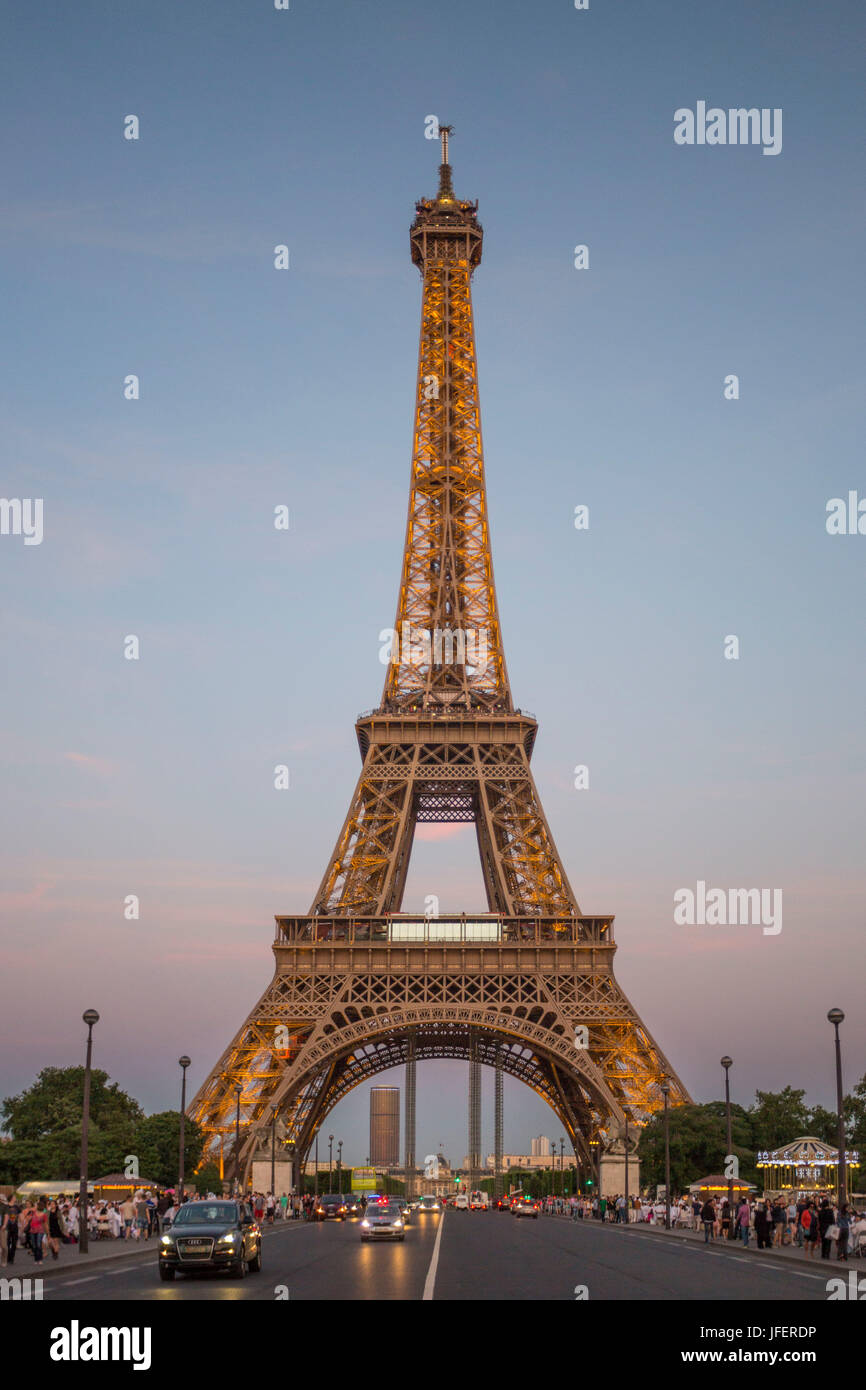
[274,914,613,946]
[356,706,537,722]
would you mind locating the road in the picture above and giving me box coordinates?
[38,1211,832,1302]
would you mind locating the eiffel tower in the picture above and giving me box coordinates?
[191,129,690,1191]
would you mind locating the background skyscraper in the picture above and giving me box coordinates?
[370,1087,400,1168]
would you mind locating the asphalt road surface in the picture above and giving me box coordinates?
[37,1211,833,1302]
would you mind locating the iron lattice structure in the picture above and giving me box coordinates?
[191,131,690,1184]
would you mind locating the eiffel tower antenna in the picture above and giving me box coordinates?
[438,123,454,200]
[191,134,690,1196]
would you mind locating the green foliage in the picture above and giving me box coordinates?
[845,1075,866,1151]
[636,1079,866,1195]
[132,1111,204,1189]
[749,1087,810,1150]
[806,1104,841,1146]
[193,1162,224,1194]
[0,1068,143,1183]
[638,1104,755,1194]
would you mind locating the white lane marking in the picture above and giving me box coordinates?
[61,1276,100,1285]
[422,1216,445,1301]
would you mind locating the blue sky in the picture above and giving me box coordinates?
[1,0,864,1166]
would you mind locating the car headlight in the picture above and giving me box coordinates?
[218,1232,240,1244]
[393,1220,402,1228]
[361,1220,370,1228]
[159,1235,173,1247]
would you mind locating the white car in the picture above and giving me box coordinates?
[360,1202,405,1242]
[513,1200,539,1219]
[455,1194,469,1210]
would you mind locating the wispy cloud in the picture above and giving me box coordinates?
[63,751,116,777]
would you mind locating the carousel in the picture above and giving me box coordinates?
[756,1136,861,1200]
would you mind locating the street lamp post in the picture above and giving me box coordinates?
[828,1009,847,1207]
[624,1113,629,1225]
[328,1134,334,1192]
[270,1105,277,1198]
[287,1142,296,1204]
[721,1056,733,1239]
[314,1132,319,1201]
[560,1139,565,1199]
[337,1140,343,1195]
[233,1084,242,1197]
[178,1056,191,1202]
[661,1080,671,1230]
[78,1010,99,1256]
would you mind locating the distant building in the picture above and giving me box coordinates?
[370,1087,400,1167]
[531,1136,551,1157]
[483,1153,551,1171]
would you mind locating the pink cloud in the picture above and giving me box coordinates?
[62,751,116,777]
[414,824,473,843]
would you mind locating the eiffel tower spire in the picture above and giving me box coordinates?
[384,124,508,713]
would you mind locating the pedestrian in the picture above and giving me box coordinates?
[818,1199,835,1259]
[46,1201,64,1260]
[720,1198,732,1241]
[134,1192,149,1241]
[835,1204,851,1262]
[754,1200,771,1250]
[801,1202,817,1258]
[3,1202,19,1265]
[64,1201,78,1246]
[28,1204,46,1264]
[785,1197,797,1245]
[0,1208,10,1267]
[737,1198,751,1246]
[120,1194,135,1239]
[700,1196,716,1243]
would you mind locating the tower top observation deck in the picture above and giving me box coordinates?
[411,124,482,270]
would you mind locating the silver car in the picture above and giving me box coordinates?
[513,1199,539,1220]
[360,1202,406,1242]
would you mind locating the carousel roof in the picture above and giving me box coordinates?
[755,1136,859,1166]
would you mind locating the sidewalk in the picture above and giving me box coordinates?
[6,1214,307,1279]
[605,1215,861,1271]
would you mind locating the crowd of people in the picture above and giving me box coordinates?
[0,1187,347,1265]
[0,1190,178,1265]
[538,1190,866,1259]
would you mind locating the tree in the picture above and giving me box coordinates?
[193,1162,223,1195]
[845,1073,866,1151]
[806,1104,840,1146]
[748,1087,809,1150]
[133,1111,204,1189]
[638,1103,754,1194]
[0,1068,142,1183]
